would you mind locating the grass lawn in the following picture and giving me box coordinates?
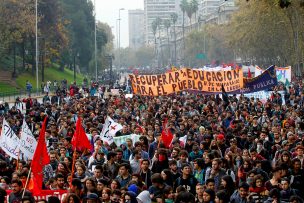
[0,82,17,92]
[1,65,85,93]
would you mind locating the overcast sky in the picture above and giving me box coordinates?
[95,0,144,48]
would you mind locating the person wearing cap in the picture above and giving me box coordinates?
[216,133,228,155]
[83,193,100,203]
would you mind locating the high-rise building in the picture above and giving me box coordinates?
[144,0,179,45]
[218,0,237,24]
[199,0,221,18]
[129,9,145,50]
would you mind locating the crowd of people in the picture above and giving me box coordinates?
[0,77,304,203]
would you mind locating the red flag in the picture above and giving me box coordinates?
[248,67,252,78]
[160,119,173,148]
[71,118,91,151]
[31,117,50,195]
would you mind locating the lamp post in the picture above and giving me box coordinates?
[35,0,39,94]
[105,55,113,86]
[73,53,79,83]
[116,19,119,50]
[118,8,125,69]
[94,0,97,81]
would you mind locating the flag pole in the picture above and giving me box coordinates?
[70,118,79,187]
[22,167,32,198]
[70,148,77,187]
[16,149,20,171]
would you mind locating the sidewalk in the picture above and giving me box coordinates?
[0,91,43,104]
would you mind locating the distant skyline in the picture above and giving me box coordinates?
[95,0,144,48]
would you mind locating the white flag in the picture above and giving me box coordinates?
[100,116,123,144]
[19,120,37,159]
[0,119,20,159]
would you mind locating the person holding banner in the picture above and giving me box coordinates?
[1,69,304,202]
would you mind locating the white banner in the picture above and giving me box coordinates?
[113,134,141,147]
[110,89,120,95]
[240,90,285,105]
[255,66,291,84]
[19,120,37,159]
[0,119,20,159]
[99,116,123,144]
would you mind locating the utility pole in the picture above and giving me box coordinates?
[94,0,97,81]
[118,8,124,69]
[35,0,39,94]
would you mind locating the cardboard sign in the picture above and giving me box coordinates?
[129,68,243,96]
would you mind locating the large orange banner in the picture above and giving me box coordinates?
[129,68,244,96]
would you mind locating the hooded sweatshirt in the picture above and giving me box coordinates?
[137,190,151,203]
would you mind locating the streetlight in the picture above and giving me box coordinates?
[74,53,79,83]
[116,19,119,49]
[118,8,125,69]
[35,0,39,94]
[94,0,97,82]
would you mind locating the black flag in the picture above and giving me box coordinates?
[222,84,229,109]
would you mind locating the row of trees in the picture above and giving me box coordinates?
[0,0,113,79]
[145,0,304,74]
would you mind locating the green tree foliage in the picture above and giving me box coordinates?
[59,0,95,72]
[183,0,304,70]
[227,0,304,68]
[0,0,113,79]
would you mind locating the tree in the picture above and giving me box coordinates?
[152,20,158,64]
[59,0,95,73]
[135,46,154,67]
[0,0,36,74]
[180,0,188,50]
[163,19,171,63]
[186,1,194,28]
[171,13,178,65]
[227,0,302,68]
[191,0,199,23]
[156,17,163,67]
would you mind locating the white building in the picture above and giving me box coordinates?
[129,9,145,50]
[144,0,180,45]
[199,0,221,19]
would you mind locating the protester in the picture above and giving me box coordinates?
[0,74,303,203]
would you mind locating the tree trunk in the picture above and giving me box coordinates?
[30,37,35,76]
[22,39,25,70]
[41,39,45,82]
